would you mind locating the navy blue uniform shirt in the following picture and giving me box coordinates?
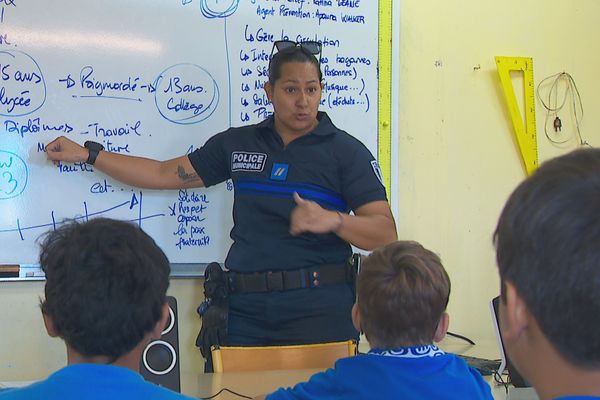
[188,112,387,272]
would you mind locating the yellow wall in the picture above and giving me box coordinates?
[1,0,599,380]
[397,0,599,344]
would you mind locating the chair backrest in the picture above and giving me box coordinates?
[211,340,358,372]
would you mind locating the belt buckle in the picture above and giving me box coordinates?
[309,267,321,288]
[266,271,284,291]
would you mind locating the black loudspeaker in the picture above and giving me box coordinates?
[140,296,181,392]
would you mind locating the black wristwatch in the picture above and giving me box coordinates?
[84,141,104,165]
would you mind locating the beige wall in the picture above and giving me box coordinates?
[0,279,205,381]
[2,0,599,380]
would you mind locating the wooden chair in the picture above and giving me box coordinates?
[210,340,357,372]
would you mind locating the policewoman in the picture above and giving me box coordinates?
[45,40,397,367]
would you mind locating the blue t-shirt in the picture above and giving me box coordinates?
[266,345,493,400]
[0,364,195,400]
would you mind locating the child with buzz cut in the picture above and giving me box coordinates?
[257,241,493,400]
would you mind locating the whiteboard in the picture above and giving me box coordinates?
[0,0,380,264]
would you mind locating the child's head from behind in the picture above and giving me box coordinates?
[355,240,450,349]
[494,148,600,370]
[39,218,170,362]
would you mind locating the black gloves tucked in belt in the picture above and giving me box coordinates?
[196,262,229,361]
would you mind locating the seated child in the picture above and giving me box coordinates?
[258,240,493,399]
[494,148,600,399]
[0,218,196,400]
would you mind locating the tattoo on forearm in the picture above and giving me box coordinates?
[177,165,200,182]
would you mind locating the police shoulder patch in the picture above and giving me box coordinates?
[371,160,384,185]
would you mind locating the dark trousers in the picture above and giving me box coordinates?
[226,282,358,345]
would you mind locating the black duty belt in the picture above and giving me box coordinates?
[228,263,349,294]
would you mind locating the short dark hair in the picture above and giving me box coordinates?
[39,218,170,360]
[268,45,322,85]
[357,241,450,348]
[494,148,600,367]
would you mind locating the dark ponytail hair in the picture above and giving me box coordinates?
[268,46,322,85]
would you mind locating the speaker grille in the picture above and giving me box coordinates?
[140,296,180,392]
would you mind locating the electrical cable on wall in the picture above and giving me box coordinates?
[536,72,590,147]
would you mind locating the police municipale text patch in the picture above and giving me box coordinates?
[231,151,267,172]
